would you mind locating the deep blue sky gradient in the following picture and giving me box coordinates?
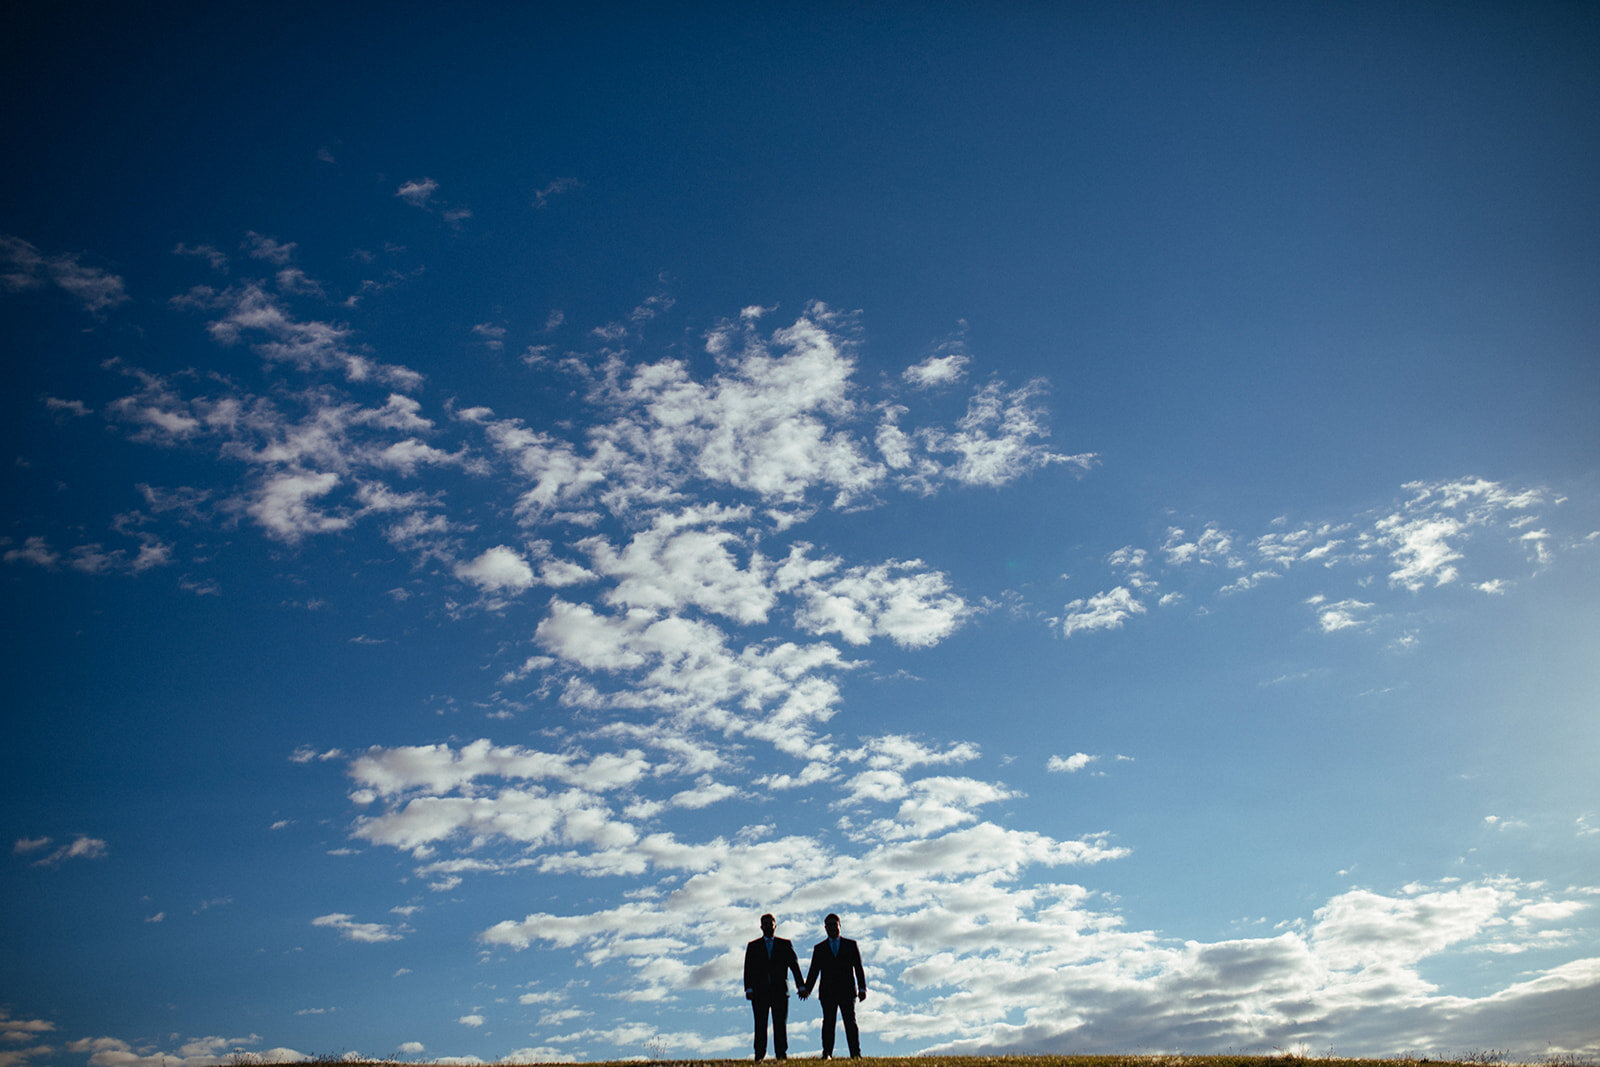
[4,3,1598,1063]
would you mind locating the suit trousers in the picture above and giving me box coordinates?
[751,994,789,1060]
[820,996,859,1058]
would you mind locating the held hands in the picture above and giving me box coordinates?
[797,983,811,1000]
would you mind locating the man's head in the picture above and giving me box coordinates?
[760,913,776,936]
[824,913,840,937]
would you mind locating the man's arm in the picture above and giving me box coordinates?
[800,945,821,997]
[743,942,758,999]
[851,942,866,1000]
[785,943,805,989]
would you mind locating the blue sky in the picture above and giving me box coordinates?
[3,3,1598,1063]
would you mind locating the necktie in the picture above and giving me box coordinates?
[765,937,773,956]
[830,938,839,955]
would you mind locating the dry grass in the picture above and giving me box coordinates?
[285,1054,1598,1067]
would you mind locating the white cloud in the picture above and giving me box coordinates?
[1047,752,1098,773]
[580,510,774,625]
[463,306,1096,525]
[1309,881,1514,970]
[666,777,738,810]
[92,363,476,551]
[528,597,854,758]
[777,548,967,648]
[1309,596,1373,633]
[3,537,60,569]
[498,1049,577,1064]
[914,379,1092,489]
[396,178,440,208]
[533,177,579,209]
[0,234,129,315]
[1115,476,1568,650]
[454,546,537,595]
[472,323,507,351]
[1059,585,1145,637]
[44,396,92,417]
[177,282,423,389]
[243,232,297,265]
[395,179,471,223]
[1162,523,1236,567]
[290,746,345,764]
[1374,477,1547,591]
[902,352,969,388]
[311,912,405,943]
[63,1034,308,1067]
[844,734,980,772]
[1520,527,1552,566]
[0,1010,54,1037]
[0,1011,55,1067]
[21,835,108,867]
[1377,513,1465,590]
[174,242,229,272]
[346,739,648,799]
[1512,898,1586,926]
[246,471,350,542]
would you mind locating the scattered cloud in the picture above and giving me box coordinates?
[62,1033,308,1067]
[1307,595,1373,633]
[0,234,129,315]
[533,178,580,209]
[243,232,297,265]
[15,835,108,867]
[472,323,507,351]
[396,179,440,209]
[3,537,60,569]
[9,216,1597,1064]
[454,546,537,595]
[397,179,471,224]
[174,242,230,272]
[902,351,969,389]
[311,913,406,943]
[1059,585,1145,638]
[1042,476,1571,649]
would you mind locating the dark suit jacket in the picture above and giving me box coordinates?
[744,936,803,1000]
[804,937,865,1003]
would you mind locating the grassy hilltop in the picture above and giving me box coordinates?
[294,1055,1597,1067]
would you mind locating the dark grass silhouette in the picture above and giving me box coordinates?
[291,1053,1598,1067]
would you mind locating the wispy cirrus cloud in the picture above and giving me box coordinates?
[533,177,580,209]
[396,178,472,224]
[311,912,407,943]
[1057,585,1145,637]
[395,178,440,208]
[14,835,108,867]
[1044,475,1584,646]
[0,234,129,315]
[172,281,423,389]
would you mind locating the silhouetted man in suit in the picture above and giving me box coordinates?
[799,912,866,1059]
[743,913,804,1061]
